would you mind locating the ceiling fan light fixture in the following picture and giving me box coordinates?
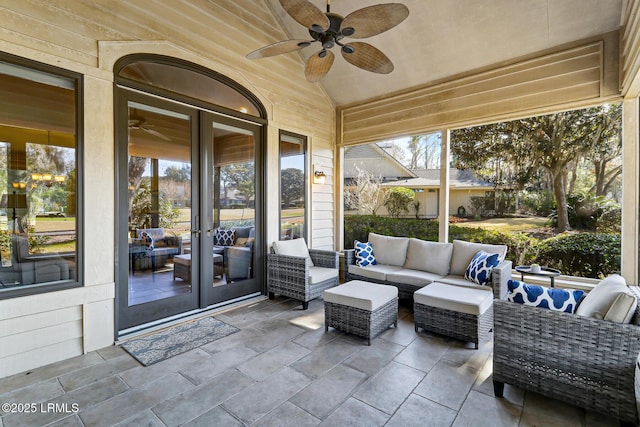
[341,44,355,54]
[297,41,311,48]
[341,27,355,37]
[319,49,328,58]
[311,24,325,33]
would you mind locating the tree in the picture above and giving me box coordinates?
[164,165,191,182]
[383,187,415,218]
[344,166,384,215]
[406,135,422,169]
[451,105,618,231]
[280,168,304,208]
[221,163,255,207]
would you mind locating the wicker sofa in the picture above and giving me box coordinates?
[493,273,640,426]
[344,233,509,300]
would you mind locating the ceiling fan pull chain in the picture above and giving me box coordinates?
[326,0,330,14]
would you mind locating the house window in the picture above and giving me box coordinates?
[279,131,306,241]
[0,54,81,298]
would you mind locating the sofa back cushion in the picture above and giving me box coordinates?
[575,274,630,320]
[449,240,507,276]
[368,233,409,267]
[403,238,453,276]
[272,238,313,266]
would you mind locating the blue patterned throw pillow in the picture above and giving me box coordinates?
[354,240,377,267]
[508,280,584,313]
[464,250,500,286]
[216,229,235,246]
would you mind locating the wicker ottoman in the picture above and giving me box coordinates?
[323,280,398,345]
[173,253,224,282]
[414,282,493,349]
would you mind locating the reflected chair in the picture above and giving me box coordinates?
[267,238,339,310]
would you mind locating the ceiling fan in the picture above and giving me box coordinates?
[128,109,170,141]
[247,0,409,82]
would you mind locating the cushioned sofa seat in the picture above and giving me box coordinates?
[347,264,402,283]
[386,269,443,287]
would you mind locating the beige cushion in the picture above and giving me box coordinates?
[576,274,629,319]
[323,280,398,311]
[386,269,442,287]
[309,266,339,285]
[414,282,493,316]
[403,239,453,276]
[272,238,313,266]
[436,275,494,291]
[604,292,637,323]
[449,240,507,276]
[348,264,402,282]
[368,233,409,267]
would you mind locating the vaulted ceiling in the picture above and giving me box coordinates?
[263,0,624,107]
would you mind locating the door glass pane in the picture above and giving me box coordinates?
[279,132,306,240]
[127,102,192,306]
[212,122,255,285]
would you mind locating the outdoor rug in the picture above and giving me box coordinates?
[121,316,240,366]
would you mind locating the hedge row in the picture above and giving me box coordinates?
[344,215,620,279]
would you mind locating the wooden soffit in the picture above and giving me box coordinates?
[338,31,620,147]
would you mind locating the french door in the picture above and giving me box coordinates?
[117,92,263,333]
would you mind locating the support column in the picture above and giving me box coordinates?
[622,98,640,284]
[439,130,450,242]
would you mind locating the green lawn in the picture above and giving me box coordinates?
[453,216,550,233]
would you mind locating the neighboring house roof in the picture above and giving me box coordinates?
[344,144,416,182]
[381,168,495,190]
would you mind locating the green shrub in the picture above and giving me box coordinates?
[383,187,415,218]
[448,225,535,265]
[596,208,621,233]
[534,232,620,278]
[344,215,438,248]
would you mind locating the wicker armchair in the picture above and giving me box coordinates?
[267,239,339,310]
[493,296,640,426]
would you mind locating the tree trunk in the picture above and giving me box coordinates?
[552,170,570,231]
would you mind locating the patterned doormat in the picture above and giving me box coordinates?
[121,316,240,366]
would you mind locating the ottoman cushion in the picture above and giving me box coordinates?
[324,280,398,311]
[414,282,493,316]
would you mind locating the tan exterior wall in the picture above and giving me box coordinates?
[0,1,335,378]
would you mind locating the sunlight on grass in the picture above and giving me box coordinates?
[454,216,549,233]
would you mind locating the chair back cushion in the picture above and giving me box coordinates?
[450,240,507,276]
[403,238,453,276]
[272,238,313,266]
[368,233,409,267]
[576,274,631,320]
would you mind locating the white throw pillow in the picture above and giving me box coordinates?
[575,274,629,320]
[368,233,409,267]
[603,292,637,323]
[403,238,453,276]
[449,240,507,276]
[272,238,314,266]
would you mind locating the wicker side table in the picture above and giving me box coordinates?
[414,282,494,349]
[323,280,398,345]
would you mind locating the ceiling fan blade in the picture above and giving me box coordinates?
[340,3,409,39]
[279,0,330,32]
[247,39,312,59]
[138,127,171,141]
[341,42,394,74]
[305,50,334,82]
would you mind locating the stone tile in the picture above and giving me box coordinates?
[119,348,211,388]
[182,406,243,427]
[242,323,306,353]
[353,361,425,415]
[222,366,311,424]
[519,391,584,427]
[290,339,362,380]
[472,357,525,407]
[180,345,258,385]
[58,354,140,391]
[199,327,263,354]
[152,370,254,426]
[0,378,64,415]
[378,317,418,346]
[2,376,129,427]
[319,397,389,426]
[343,339,404,376]
[290,364,368,419]
[0,352,104,392]
[441,337,493,371]
[237,341,310,381]
[386,393,457,427]
[393,333,451,373]
[254,401,320,427]
[78,373,194,426]
[47,414,85,427]
[413,359,478,410]
[96,345,127,361]
[453,390,521,427]
[292,325,343,350]
[113,409,165,427]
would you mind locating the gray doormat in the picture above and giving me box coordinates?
[121,316,240,366]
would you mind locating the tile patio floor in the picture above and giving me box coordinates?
[0,296,621,427]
